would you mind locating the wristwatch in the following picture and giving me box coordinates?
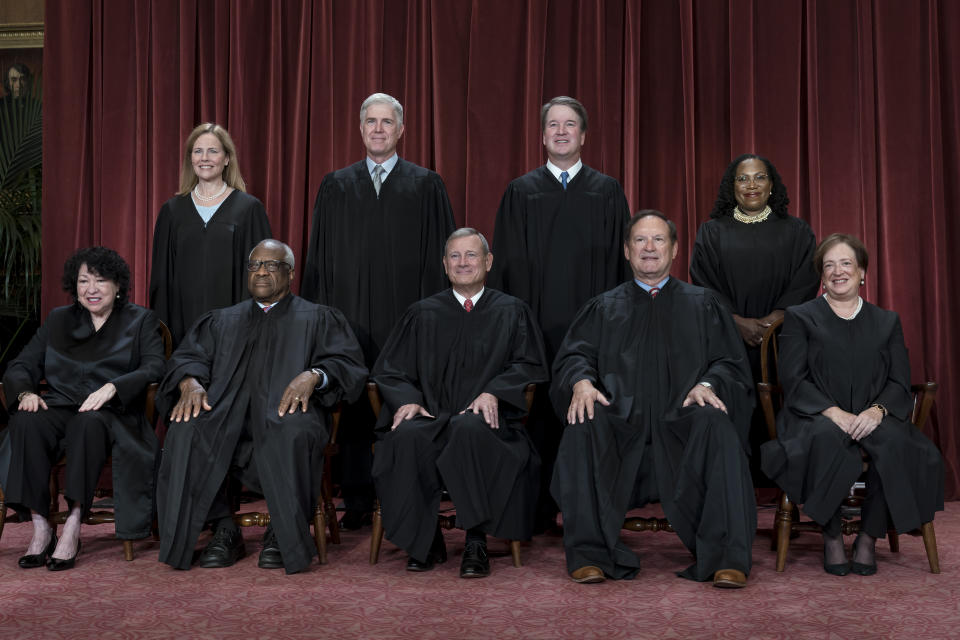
[17,390,35,402]
[871,403,888,418]
[698,381,713,389]
[311,368,327,390]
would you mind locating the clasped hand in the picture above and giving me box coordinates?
[822,406,882,441]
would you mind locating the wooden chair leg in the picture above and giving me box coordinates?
[921,521,940,574]
[774,493,794,572]
[315,500,327,564]
[369,500,384,565]
[322,482,340,546]
[0,485,7,541]
[887,530,900,553]
[510,540,521,568]
[123,540,134,561]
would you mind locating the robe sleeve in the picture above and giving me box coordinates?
[149,201,176,326]
[689,223,736,313]
[419,175,457,298]
[1,320,48,407]
[779,307,836,416]
[549,297,604,420]
[371,307,427,418]
[109,310,167,410]
[301,174,334,304]
[873,314,913,421]
[310,306,368,406]
[487,182,530,300]
[772,219,819,310]
[157,311,219,418]
[481,302,549,414]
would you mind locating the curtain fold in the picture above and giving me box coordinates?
[42,0,960,498]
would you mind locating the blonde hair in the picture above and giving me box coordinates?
[177,123,247,195]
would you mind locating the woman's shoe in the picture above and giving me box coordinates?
[47,539,82,572]
[850,561,878,576]
[823,559,851,576]
[18,534,57,569]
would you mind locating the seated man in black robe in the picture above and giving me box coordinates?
[156,239,367,574]
[551,211,756,588]
[371,228,548,578]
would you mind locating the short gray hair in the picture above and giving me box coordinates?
[249,239,296,270]
[444,228,489,256]
[360,92,404,125]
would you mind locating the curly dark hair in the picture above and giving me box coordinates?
[61,246,131,306]
[708,153,790,219]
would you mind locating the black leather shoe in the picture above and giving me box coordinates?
[339,510,373,530]
[197,527,246,568]
[406,529,447,572]
[258,525,283,569]
[823,560,851,576]
[18,533,57,569]
[460,540,490,578]
[47,540,82,572]
[851,561,878,576]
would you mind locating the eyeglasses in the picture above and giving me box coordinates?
[246,260,291,272]
[735,173,769,185]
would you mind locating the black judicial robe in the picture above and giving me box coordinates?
[761,298,943,532]
[370,288,549,561]
[149,191,272,345]
[302,158,455,366]
[689,215,819,323]
[155,295,367,573]
[1,303,165,538]
[488,164,630,361]
[550,279,756,580]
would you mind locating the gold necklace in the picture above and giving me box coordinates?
[733,205,772,224]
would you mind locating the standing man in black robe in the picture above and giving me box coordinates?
[303,92,456,528]
[371,228,548,578]
[488,96,631,529]
[156,240,367,574]
[551,211,756,588]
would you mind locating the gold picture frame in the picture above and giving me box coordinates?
[0,22,43,50]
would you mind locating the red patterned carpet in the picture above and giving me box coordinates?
[0,501,955,639]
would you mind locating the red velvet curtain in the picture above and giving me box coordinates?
[43,0,960,498]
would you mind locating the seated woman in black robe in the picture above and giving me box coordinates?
[690,154,819,481]
[761,234,943,576]
[2,247,165,570]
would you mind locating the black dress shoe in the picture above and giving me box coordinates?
[851,561,878,576]
[18,534,57,569]
[197,527,246,568]
[258,525,284,569]
[823,560,851,576]
[47,540,82,572]
[339,510,373,530]
[460,541,490,578]
[406,529,447,572]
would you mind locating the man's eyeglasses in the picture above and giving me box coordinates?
[246,260,291,272]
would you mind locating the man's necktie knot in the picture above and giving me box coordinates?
[560,170,569,190]
[464,299,473,312]
[373,164,385,196]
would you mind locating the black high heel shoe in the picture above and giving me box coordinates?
[850,534,878,576]
[822,535,850,576]
[47,539,82,572]
[18,533,57,569]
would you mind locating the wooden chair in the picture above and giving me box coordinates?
[367,381,535,567]
[0,319,173,561]
[756,317,941,573]
[232,404,343,564]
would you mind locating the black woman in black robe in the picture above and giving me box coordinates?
[150,123,271,346]
[551,212,756,587]
[761,234,943,575]
[371,230,548,575]
[690,154,819,481]
[2,247,165,570]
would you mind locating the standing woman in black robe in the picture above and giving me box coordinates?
[2,247,165,570]
[761,234,943,575]
[690,154,819,477]
[150,123,272,345]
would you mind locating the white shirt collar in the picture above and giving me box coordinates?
[366,153,399,177]
[546,158,583,184]
[452,287,484,309]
